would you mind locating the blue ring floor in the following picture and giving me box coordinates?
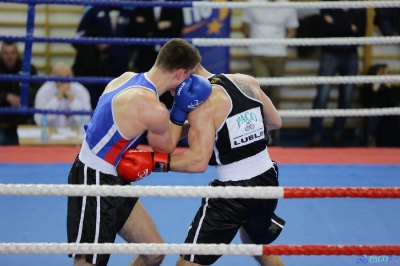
[0,163,399,266]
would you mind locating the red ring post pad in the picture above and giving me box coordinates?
[283,187,400,198]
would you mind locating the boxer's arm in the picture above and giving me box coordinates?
[243,75,282,131]
[260,90,282,131]
[169,98,216,173]
[146,104,181,154]
[229,74,281,131]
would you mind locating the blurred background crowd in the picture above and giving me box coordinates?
[0,0,399,147]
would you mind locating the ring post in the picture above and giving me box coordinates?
[20,2,36,108]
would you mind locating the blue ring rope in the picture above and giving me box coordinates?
[0,107,93,115]
[0,36,193,45]
[1,0,194,7]
[0,74,113,84]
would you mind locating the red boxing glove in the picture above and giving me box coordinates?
[117,148,170,182]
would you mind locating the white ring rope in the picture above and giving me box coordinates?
[0,184,285,198]
[0,243,398,256]
[256,75,400,86]
[0,243,262,255]
[192,36,400,47]
[0,184,398,198]
[279,108,400,117]
[193,1,400,9]
[255,75,400,117]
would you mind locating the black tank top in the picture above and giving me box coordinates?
[208,74,268,166]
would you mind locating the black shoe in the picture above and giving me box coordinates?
[332,136,345,147]
[366,136,376,147]
[308,139,320,148]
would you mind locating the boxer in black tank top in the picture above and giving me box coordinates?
[169,65,285,266]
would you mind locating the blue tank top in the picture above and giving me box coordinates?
[84,73,158,166]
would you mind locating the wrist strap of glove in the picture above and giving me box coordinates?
[152,152,170,172]
[170,105,187,126]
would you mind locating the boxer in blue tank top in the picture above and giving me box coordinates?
[66,39,212,266]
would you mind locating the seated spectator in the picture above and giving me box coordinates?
[0,41,41,145]
[34,61,92,127]
[359,64,400,147]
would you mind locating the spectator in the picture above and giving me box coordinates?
[72,6,135,109]
[296,9,320,58]
[34,61,91,127]
[128,0,184,109]
[309,4,366,147]
[359,64,400,147]
[241,0,299,145]
[374,8,400,37]
[0,41,41,145]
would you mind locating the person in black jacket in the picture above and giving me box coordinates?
[128,0,184,109]
[0,41,41,145]
[359,64,400,147]
[72,6,135,109]
[309,3,366,147]
[374,8,400,37]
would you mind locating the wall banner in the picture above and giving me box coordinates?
[181,0,231,74]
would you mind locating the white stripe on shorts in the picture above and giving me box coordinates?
[271,218,284,229]
[190,198,209,262]
[73,164,88,257]
[92,170,101,264]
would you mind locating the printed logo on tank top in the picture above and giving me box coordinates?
[227,107,265,148]
[210,77,221,84]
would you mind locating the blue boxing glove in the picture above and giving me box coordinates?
[170,74,212,125]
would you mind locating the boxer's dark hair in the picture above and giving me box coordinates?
[155,38,202,73]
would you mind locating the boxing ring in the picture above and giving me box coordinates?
[1,1,400,266]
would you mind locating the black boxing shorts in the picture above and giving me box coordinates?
[66,156,138,266]
[182,162,284,265]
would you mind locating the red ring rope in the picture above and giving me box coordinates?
[284,187,400,198]
[262,245,400,255]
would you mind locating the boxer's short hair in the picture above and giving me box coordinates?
[156,38,202,73]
